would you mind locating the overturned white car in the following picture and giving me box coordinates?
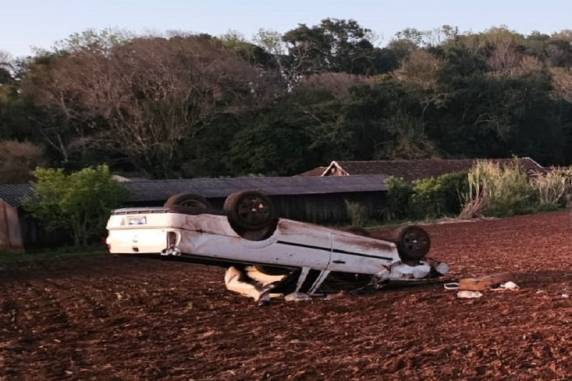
[106,191,448,303]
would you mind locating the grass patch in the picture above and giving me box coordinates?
[0,246,105,268]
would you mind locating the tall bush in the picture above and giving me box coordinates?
[530,167,572,210]
[461,160,535,218]
[25,165,128,246]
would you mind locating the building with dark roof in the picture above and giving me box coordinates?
[1,175,387,208]
[296,166,328,177]
[311,158,544,181]
[0,175,388,249]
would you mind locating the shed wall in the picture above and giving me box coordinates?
[207,191,386,224]
[0,200,24,252]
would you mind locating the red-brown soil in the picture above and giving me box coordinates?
[1,211,571,380]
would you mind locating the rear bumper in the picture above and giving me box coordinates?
[106,228,182,255]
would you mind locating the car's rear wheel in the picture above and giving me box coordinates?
[394,225,431,262]
[164,193,212,214]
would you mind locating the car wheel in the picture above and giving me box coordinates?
[164,193,212,214]
[394,225,431,262]
[224,191,277,231]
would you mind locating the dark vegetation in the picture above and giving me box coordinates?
[386,171,469,221]
[23,165,128,246]
[2,22,572,181]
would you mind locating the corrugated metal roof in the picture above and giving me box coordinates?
[296,166,327,176]
[124,175,387,202]
[0,175,387,208]
[323,158,545,181]
[0,183,33,208]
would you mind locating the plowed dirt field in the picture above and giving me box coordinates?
[1,211,571,380]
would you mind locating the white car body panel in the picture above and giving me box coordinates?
[106,208,400,275]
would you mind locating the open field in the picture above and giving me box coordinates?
[1,211,572,380]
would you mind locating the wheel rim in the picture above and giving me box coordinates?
[236,195,271,226]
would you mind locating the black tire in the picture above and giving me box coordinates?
[164,193,212,214]
[394,225,431,262]
[224,191,277,230]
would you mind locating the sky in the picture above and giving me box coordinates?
[2,0,572,58]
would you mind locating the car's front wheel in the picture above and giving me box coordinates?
[394,225,431,262]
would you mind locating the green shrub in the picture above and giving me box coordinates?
[386,172,467,221]
[461,160,536,218]
[385,176,414,220]
[410,171,468,219]
[345,200,369,227]
[25,165,128,247]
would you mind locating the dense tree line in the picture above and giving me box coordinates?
[1,20,572,182]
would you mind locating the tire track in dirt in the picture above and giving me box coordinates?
[0,280,26,381]
[0,276,80,381]
[29,264,226,380]
[35,276,131,380]
[18,279,83,380]
[1,211,572,380]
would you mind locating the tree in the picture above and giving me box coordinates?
[25,165,128,246]
[337,81,437,160]
[0,50,12,84]
[282,18,382,76]
[393,50,443,90]
[550,67,572,102]
[254,28,300,88]
[0,140,44,183]
[22,35,274,177]
[219,30,275,68]
[53,28,132,54]
[297,72,372,100]
[228,106,315,175]
[376,113,438,159]
[425,74,565,163]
